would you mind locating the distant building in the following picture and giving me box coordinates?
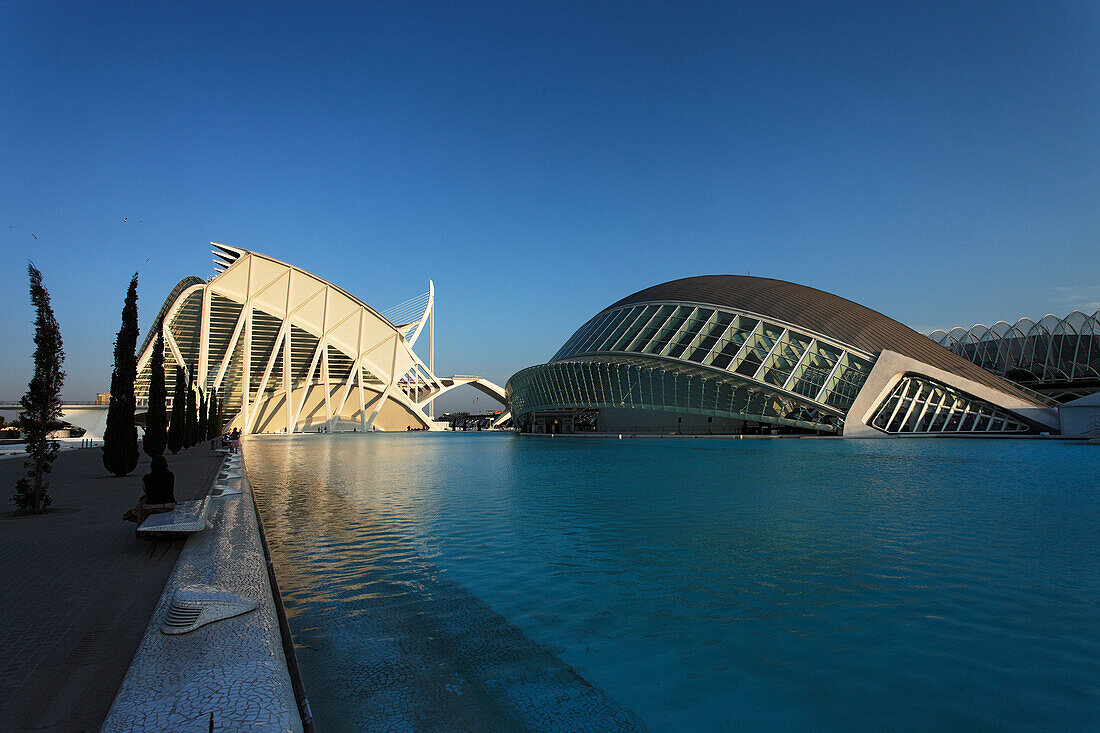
[929,308,1100,403]
[507,276,1059,437]
[95,392,110,405]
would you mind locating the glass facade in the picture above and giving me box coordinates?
[869,375,1031,435]
[506,357,840,432]
[547,302,876,416]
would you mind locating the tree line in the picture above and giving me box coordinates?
[102,273,225,477]
[13,266,226,513]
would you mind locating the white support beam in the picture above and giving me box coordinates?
[365,335,400,430]
[163,328,187,381]
[290,339,324,430]
[198,284,211,389]
[357,310,367,429]
[211,306,249,393]
[752,328,788,382]
[782,338,817,392]
[283,281,293,434]
[246,321,289,433]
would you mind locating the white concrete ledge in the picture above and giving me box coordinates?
[101,467,302,732]
[136,498,211,538]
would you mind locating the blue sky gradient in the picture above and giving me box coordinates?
[3,1,1098,408]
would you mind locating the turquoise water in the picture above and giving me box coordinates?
[246,433,1100,731]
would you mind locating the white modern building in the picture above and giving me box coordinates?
[930,308,1100,404]
[133,244,507,433]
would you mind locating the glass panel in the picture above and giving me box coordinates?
[667,309,708,358]
[643,306,691,354]
[682,310,725,363]
[574,311,619,355]
[627,304,675,353]
[611,305,656,351]
[790,342,839,400]
[709,319,755,370]
[591,309,635,352]
[732,322,775,377]
[823,353,874,410]
[760,331,808,387]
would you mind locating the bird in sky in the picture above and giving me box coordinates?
[31,233,37,239]
[123,217,128,222]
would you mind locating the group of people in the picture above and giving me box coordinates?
[222,427,242,453]
[123,427,243,524]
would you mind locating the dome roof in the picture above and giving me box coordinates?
[600,275,1042,405]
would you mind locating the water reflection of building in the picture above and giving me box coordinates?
[507,276,1064,437]
[135,244,507,433]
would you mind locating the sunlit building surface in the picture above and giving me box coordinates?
[929,308,1100,403]
[507,276,1060,437]
[135,244,506,433]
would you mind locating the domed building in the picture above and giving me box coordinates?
[506,276,1059,437]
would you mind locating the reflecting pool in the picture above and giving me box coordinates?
[245,433,1100,731]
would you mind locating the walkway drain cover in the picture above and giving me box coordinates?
[161,586,258,635]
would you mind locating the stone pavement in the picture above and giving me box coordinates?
[0,446,223,733]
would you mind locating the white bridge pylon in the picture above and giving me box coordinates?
[132,244,508,434]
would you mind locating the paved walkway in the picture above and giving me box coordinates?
[0,447,223,733]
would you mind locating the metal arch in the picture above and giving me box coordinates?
[930,306,1100,386]
[406,280,433,349]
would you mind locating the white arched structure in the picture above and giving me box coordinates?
[134,244,506,433]
[930,307,1100,392]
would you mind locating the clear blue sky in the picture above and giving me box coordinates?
[3,1,1098,409]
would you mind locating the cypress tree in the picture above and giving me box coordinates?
[142,323,168,457]
[207,392,219,439]
[184,372,198,448]
[198,391,208,446]
[167,366,186,453]
[13,263,65,514]
[102,273,139,477]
